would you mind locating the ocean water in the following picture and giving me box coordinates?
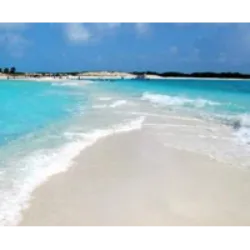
[0,78,250,225]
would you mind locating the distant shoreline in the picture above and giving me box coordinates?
[1,72,250,82]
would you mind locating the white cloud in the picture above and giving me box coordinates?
[64,23,122,44]
[64,23,91,43]
[135,23,149,35]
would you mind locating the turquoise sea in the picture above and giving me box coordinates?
[0,78,250,225]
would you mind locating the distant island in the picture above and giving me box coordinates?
[1,67,250,80]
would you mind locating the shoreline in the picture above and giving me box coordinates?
[1,74,250,82]
[0,73,249,226]
[19,129,250,226]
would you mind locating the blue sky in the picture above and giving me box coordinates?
[0,23,250,73]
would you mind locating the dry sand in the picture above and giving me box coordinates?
[19,129,250,226]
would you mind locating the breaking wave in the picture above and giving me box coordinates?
[141,92,220,108]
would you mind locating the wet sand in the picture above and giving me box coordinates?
[19,128,250,226]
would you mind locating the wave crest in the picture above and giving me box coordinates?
[217,113,250,146]
[141,92,220,108]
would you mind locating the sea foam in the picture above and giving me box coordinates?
[0,116,145,226]
[141,92,220,108]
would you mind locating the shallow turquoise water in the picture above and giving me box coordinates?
[0,80,87,146]
[0,78,250,225]
[97,79,250,114]
[1,79,250,147]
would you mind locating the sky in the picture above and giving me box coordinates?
[0,23,250,73]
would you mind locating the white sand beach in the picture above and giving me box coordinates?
[19,124,250,226]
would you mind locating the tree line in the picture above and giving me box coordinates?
[2,67,250,79]
[39,71,250,79]
[131,71,250,79]
[0,67,16,74]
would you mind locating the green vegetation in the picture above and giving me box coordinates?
[1,67,17,75]
[10,67,16,74]
[3,68,9,74]
[132,71,250,79]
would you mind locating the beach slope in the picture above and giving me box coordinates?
[19,129,250,226]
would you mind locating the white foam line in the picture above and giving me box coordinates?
[141,92,220,107]
[0,116,145,226]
